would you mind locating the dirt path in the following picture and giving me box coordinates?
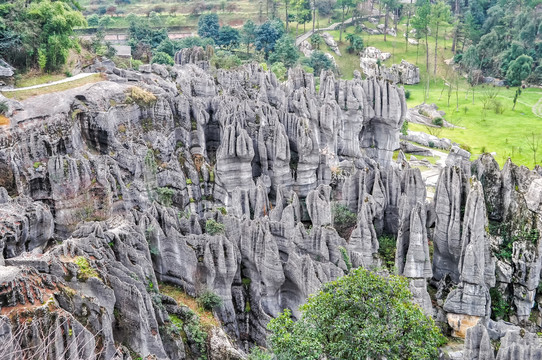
[418,148,449,200]
[532,97,542,118]
[1,73,96,92]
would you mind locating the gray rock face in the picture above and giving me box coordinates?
[0,195,54,265]
[321,32,341,56]
[0,58,415,358]
[463,322,495,360]
[444,180,495,318]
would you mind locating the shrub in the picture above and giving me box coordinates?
[404,89,411,99]
[126,86,157,106]
[428,141,435,148]
[205,218,225,235]
[432,117,444,127]
[268,268,447,360]
[332,204,357,239]
[156,187,174,207]
[378,235,397,270]
[211,50,241,70]
[400,120,408,136]
[74,256,99,281]
[0,102,8,115]
[248,347,274,360]
[197,289,223,310]
[151,51,174,66]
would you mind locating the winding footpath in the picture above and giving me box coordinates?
[1,73,96,92]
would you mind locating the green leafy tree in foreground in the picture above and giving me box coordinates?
[268,268,446,360]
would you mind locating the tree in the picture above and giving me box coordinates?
[381,0,398,42]
[87,14,100,27]
[151,51,174,65]
[337,0,353,43]
[217,25,240,49]
[98,14,112,30]
[304,50,334,75]
[345,33,363,54]
[430,1,451,75]
[309,33,322,49]
[506,54,533,86]
[512,87,522,111]
[254,20,284,58]
[241,20,256,55]
[197,13,220,40]
[526,132,540,167]
[269,35,299,68]
[27,0,86,71]
[411,0,431,101]
[268,268,446,360]
[294,0,312,35]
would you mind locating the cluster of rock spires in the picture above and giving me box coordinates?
[359,47,420,85]
[0,47,540,359]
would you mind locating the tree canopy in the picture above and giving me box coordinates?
[0,0,86,71]
[198,13,220,40]
[268,268,446,360]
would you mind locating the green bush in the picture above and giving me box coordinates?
[378,235,397,270]
[248,347,274,360]
[151,51,174,66]
[401,121,409,136]
[197,289,223,310]
[156,187,174,207]
[404,89,411,99]
[205,218,225,235]
[74,256,99,281]
[268,268,447,360]
[332,204,357,239]
[0,102,8,115]
[432,117,444,127]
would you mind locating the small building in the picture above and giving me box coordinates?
[111,45,132,58]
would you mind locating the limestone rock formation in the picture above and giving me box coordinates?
[1,48,542,359]
[321,32,341,56]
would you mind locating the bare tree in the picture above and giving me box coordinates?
[526,132,540,167]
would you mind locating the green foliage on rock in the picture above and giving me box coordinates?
[267,268,446,360]
[205,218,225,235]
[197,289,223,310]
[74,256,99,282]
[332,204,357,239]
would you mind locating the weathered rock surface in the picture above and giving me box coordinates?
[1,48,542,359]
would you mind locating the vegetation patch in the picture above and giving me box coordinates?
[125,86,157,107]
[332,204,357,239]
[204,218,225,235]
[74,256,99,282]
